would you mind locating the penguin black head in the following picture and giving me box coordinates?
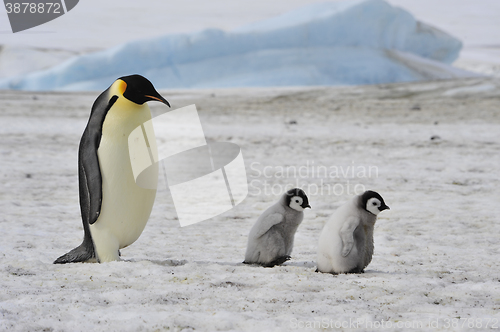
[360,190,389,216]
[117,74,170,107]
[285,188,311,212]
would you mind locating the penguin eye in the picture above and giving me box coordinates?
[295,199,299,203]
[372,202,377,206]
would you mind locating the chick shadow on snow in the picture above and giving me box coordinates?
[99,258,392,277]
[145,258,313,269]
[314,268,393,277]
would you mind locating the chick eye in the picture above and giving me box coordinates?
[372,202,377,206]
[295,199,299,203]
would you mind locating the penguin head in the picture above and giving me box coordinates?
[114,74,170,107]
[285,188,311,212]
[361,190,390,216]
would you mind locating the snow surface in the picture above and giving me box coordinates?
[0,0,476,91]
[1,77,499,331]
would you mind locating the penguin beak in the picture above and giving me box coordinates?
[380,204,390,211]
[145,94,171,107]
[303,204,311,209]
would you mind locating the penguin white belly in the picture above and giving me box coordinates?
[318,203,359,273]
[89,100,158,263]
[318,221,345,272]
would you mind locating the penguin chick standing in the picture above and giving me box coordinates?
[244,188,311,267]
[317,191,389,274]
[54,75,170,264]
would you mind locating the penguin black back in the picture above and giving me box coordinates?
[53,90,117,264]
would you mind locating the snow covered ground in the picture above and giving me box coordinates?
[1,77,499,331]
[1,0,499,330]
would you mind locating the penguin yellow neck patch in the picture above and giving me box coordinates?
[114,79,127,96]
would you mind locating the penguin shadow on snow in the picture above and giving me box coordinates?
[283,260,317,268]
[194,260,319,269]
[191,261,244,267]
[152,260,250,268]
[143,259,311,269]
[314,268,391,276]
[146,259,189,267]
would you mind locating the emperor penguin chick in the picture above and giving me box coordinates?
[54,74,170,264]
[317,191,389,274]
[244,188,311,267]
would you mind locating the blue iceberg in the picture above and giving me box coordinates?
[0,0,472,91]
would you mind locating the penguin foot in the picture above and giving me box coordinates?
[347,267,365,274]
[264,255,291,267]
[315,268,339,275]
[54,241,95,264]
[242,261,263,266]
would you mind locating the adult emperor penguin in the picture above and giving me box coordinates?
[317,191,389,274]
[54,74,170,264]
[244,188,311,267]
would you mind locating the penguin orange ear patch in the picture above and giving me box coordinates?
[116,80,127,95]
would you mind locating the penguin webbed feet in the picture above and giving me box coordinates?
[315,267,363,275]
[53,249,95,264]
[53,241,95,264]
[347,267,365,274]
[315,268,339,275]
[264,255,291,268]
[242,255,291,268]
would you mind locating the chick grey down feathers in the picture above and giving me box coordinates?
[244,188,310,267]
[317,190,389,274]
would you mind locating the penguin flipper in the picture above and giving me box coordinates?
[340,216,360,257]
[79,149,101,225]
[253,213,284,238]
[78,94,118,225]
[54,127,101,264]
[54,94,119,264]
